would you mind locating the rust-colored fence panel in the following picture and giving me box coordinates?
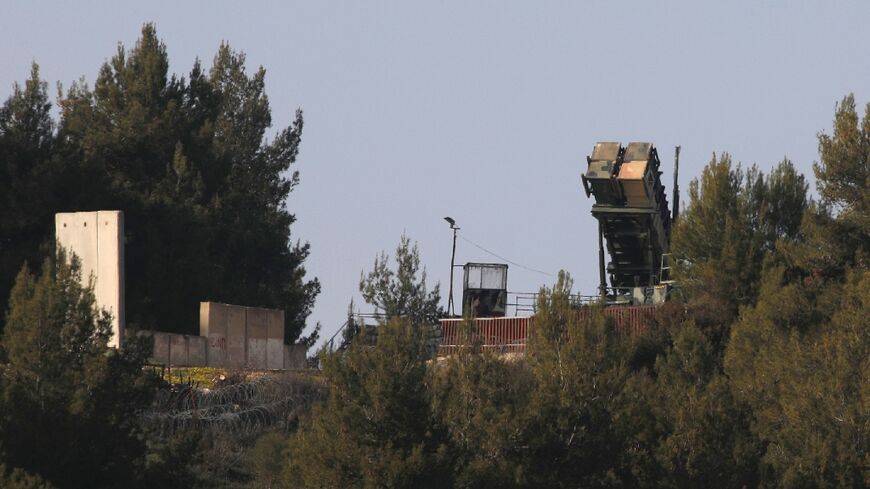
[577,305,657,336]
[437,305,658,356]
[438,316,530,356]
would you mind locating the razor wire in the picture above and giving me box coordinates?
[141,375,326,439]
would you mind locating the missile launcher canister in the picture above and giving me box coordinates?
[582,142,672,292]
[583,142,623,206]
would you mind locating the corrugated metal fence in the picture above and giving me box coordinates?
[439,316,530,355]
[438,305,657,356]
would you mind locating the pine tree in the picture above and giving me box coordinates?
[285,318,448,488]
[816,94,870,241]
[671,154,808,347]
[53,24,319,340]
[794,94,870,274]
[653,322,761,488]
[0,249,157,489]
[429,318,533,488]
[726,266,870,487]
[0,64,59,336]
[0,465,55,489]
[359,234,442,328]
[519,272,652,488]
[721,94,870,488]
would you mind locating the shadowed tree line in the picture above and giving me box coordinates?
[0,24,319,343]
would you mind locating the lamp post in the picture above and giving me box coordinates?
[444,217,459,316]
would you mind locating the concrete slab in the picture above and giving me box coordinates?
[55,212,99,282]
[266,309,284,341]
[188,336,207,366]
[56,211,125,348]
[149,332,170,365]
[201,302,228,367]
[95,211,124,347]
[246,307,268,369]
[266,339,284,369]
[266,309,284,369]
[226,305,246,367]
[169,334,188,366]
[283,344,307,369]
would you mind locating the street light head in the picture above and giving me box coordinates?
[444,216,459,316]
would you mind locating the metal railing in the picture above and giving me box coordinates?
[324,284,674,355]
[324,313,388,353]
[505,292,601,315]
[505,286,668,315]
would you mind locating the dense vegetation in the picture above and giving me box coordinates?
[0,252,160,488]
[1,23,869,489]
[0,24,319,342]
[280,95,869,489]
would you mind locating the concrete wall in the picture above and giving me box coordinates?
[188,335,207,365]
[146,302,302,369]
[151,332,170,364]
[199,302,289,369]
[54,212,305,368]
[283,344,307,369]
[246,307,268,368]
[266,310,285,369]
[56,211,125,348]
[226,305,247,367]
[200,302,228,367]
[145,331,207,367]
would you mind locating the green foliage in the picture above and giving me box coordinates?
[286,319,448,488]
[727,268,870,487]
[249,432,289,489]
[653,322,761,488]
[140,429,207,489]
[3,28,870,488]
[671,154,808,345]
[1,24,319,341]
[142,96,870,488]
[0,465,56,489]
[519,272,655,488]
[0,63,61,336]
[430,320,533,489]
[793,93,870,274]
[816,95,870,239]
[359,234,442,327]
[722,96,870,485]
[0,250,158,489]
[776,96,870,281]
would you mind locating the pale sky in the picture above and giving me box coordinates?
[3,1,869,346]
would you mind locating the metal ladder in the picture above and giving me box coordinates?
[659,253,675,285]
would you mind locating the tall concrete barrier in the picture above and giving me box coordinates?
[200,302,229,367]
[56,211,125,348]
[54,211,306,367]
[192,302,302,369]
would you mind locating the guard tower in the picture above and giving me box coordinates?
[582,142,673,303]
[462,263,508,318]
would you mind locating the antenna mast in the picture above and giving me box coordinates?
[672,146,680,223]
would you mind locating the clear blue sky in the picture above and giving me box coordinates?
[3,1,869,346]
